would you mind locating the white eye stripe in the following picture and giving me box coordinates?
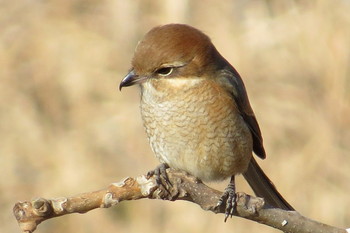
[163,77,203,87]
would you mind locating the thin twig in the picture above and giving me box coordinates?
[13,169,346,233]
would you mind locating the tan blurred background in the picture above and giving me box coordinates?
[2,0,350,232]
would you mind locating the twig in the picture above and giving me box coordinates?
[13,169,346,233]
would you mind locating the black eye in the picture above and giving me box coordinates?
[156,67,173,76]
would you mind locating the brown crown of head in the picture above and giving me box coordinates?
[131,24,226,78]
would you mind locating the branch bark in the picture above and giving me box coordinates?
[13,169,347,233]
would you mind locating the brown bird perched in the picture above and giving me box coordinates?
[119,24,294,220]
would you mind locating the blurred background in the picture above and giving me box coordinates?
[2,0,350,232]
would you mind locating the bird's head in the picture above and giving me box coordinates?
[119,24,226,90]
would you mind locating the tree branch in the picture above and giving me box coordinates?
[13,169,347,233]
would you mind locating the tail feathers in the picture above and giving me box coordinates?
[243,157,294,210]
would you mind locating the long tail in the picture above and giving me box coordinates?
[243,157,294,210]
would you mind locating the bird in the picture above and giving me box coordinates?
[119,23,294,220]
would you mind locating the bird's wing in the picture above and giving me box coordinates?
[222,67,266,159]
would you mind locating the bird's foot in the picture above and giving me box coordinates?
[146,163,173,196]
[217,176,236,222]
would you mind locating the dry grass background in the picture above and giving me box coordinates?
[1,0,350,232]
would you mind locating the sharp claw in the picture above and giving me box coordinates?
[217,176,236,222]
[146,170,154,179]
[147,163,172,196]
[217,197,224,207]
[224,213,229,222]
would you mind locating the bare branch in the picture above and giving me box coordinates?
[13,169,346,233]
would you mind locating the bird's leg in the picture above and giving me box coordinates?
[146,163,172,192]
[218,175,236,222]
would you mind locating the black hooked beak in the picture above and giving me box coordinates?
[119,69,148,90]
